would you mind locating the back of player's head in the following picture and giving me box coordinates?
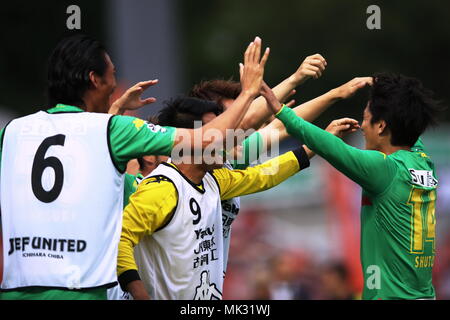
[189,79,241,104]
[157,96,223,129]
[47,33,108,107]
[369,72,444,147]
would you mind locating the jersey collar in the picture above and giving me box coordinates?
[46,104,85,114]
[162,162,206,193]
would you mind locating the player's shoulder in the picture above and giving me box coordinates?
[138,175,177,193]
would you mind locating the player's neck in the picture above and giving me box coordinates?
[378,143,410,155]
[174,163,206,185]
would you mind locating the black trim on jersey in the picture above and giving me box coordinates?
[107,115,125,174]
[293,146,310,170]
[207,171,221,195]
[0,281,117,292]
[160,162,206,194]
[118,270,141,292]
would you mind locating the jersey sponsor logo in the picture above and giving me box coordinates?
[132,119,166,133]
[193,270,222,300]
[409,169,438,188]
[221,200,240,238]
[8,236,87,256]
[193,224,219,269]
[146,122,166,133]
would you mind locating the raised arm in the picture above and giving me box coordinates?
[259,77,373,149]
[237,54,327,131]
[213,146,310,200]
[109,80,159,115]
[174,37,269,150]
[275,106,396,194]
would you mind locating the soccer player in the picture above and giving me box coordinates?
[0,33,268,300]
[189,76,372,277]
[116,95,356,300]
[263,73,443,300]
[116,97,311,300]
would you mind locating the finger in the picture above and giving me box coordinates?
[142,97,157,105]
[306,66,322,78]
[260,47,270,68]
[309,59,326,72]
[337,118,359,126]
[310,54,327,65]
[285,99,296,108]
[140,79,159,90]
[253,36,261,63]
[285,89,296,99]
[244,42,253,66]
[239,63,244,79]
[248,41,255,65]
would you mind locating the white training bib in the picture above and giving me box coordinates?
[1,111,124,290]
[134,163,224,300]
[220,162,240,277]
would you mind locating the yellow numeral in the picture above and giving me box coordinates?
[408,188,436,254]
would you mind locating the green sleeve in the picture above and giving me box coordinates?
[276,107,396,195]
[123,173,138,208]
[230,131,263,170]
[108,116,176,173]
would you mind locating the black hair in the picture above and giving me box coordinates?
[157,96,223,129]
[368,72,444,147]
[47,33,108,107]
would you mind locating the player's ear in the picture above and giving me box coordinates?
[89,71,101,89]
[378,120,388,136]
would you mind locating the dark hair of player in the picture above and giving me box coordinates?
[47,33,108,107]
[369,72,444,147]
[157,96,223,129]
[189,79,241,105]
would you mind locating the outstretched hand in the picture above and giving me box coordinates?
[239,36,270,98]
[109,80,159,115]
[325,118,360,138]
[260,81,283,114]
[292,54,327,85]
[333,77,373,100]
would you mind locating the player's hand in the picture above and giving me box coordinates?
[332,77,373,100]
[326,118,360,138]
[260,81,283,114]
[109,80,159,115]
[239,36,270,98]
[291,54,327,85]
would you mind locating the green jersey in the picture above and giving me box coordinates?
[276,107,437,300]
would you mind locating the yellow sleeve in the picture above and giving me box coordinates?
[117,176,178,278]
[212,148,309,201]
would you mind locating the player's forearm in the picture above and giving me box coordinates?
[127,280,150,300]
[219,147,309,200]
[276,106,391,193]
[108,100,125,115]
[238,76,298,131]
[175,91,255,149]
[294,89,340,122]
[117,236,139,277]
[256,90,340,150]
